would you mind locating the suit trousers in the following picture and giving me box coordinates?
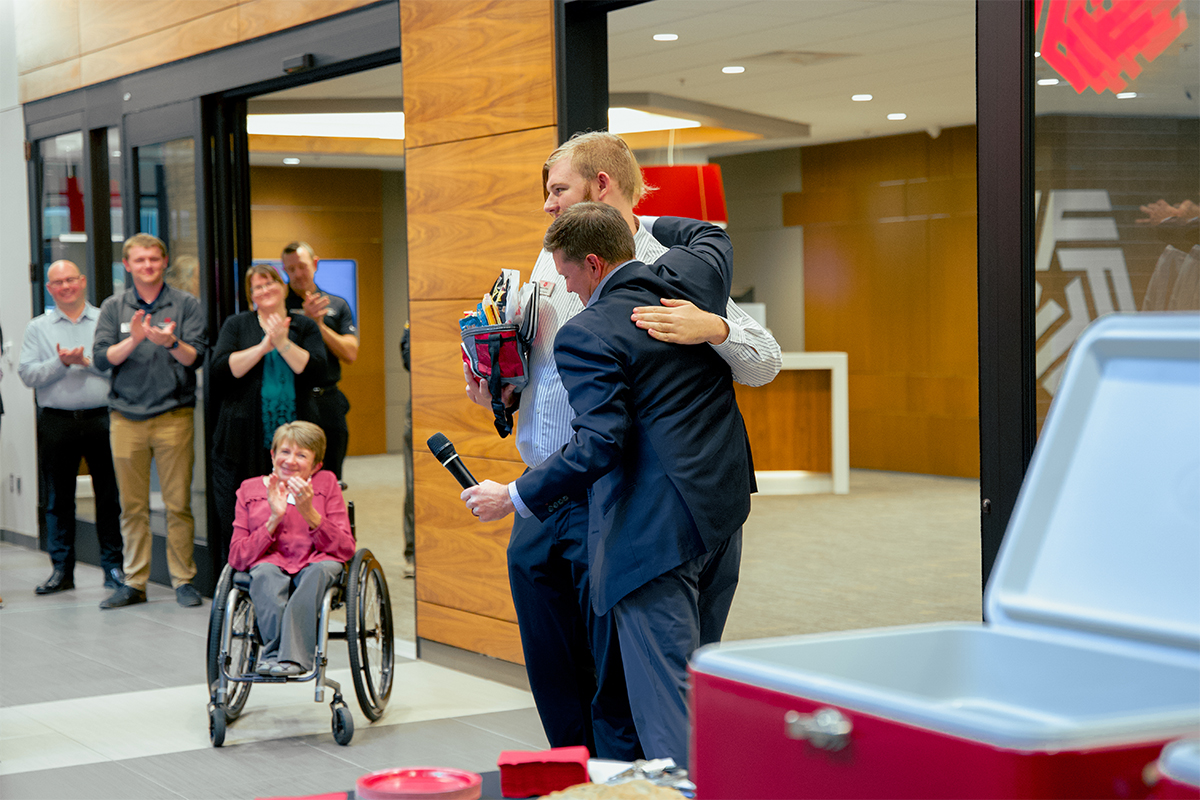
[249,560,344,670]
[37,408,123,576]
[312,389,349,480]
[508,499,641,760]
[613,527,743,769]
[109,408,196,590]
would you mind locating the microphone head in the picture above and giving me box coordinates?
[426,432,454,460]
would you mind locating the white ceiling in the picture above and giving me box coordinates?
[248,0,1198,169]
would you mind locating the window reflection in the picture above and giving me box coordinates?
[138,139,200,297]
[39,132,85,312]
[109,128,125,296]
[1032,0,1199,430]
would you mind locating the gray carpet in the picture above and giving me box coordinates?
[343,455,983,648]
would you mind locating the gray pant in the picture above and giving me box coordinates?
[249,560,344,670]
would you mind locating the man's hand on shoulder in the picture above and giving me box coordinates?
[464,361,515,408]
[631,298,729,345]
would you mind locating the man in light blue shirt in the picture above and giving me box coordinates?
[18,260,124,594]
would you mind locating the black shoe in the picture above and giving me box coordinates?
[175,583,202,607]
[36,569,75,595]
[100,584,146,609]
[104,567,126,590]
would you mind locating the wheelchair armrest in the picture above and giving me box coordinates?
[232,571,252,591]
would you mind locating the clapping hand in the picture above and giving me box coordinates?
[141,314,178,348]
[259,312,292,350]
[266,472,290,524]
[57,343,89,367]
[302,291,330,323]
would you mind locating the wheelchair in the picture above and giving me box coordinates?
[205,502,395,747]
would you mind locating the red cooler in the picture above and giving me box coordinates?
[690,313,1200,799]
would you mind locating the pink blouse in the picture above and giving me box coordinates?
[228,469,356,573]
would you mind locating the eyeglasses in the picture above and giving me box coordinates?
[251,282,281,295]
[47,276,82,289]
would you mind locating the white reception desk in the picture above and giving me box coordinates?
[753,351,850,496]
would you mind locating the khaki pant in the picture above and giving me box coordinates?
[110,408,196,590]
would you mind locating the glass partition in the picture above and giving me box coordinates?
[1033,0,1199,430]
[39,132,86,313]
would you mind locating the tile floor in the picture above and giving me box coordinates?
[0,542,548,800]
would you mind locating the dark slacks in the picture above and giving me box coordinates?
[38,408,123,576]
[613,527,743,769]
[508,499,641,760]
[312,388,350,479]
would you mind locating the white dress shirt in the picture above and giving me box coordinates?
[18,304,112,410]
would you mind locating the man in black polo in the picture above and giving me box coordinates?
[280,241,358,479]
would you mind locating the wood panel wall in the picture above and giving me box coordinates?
[402,0,557,663]
[14,0,380,103]
[250,165,387,457]
[785,126,979,478]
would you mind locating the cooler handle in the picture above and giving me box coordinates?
[784,707,852,751]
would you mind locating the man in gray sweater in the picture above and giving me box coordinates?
[94,233,207,609]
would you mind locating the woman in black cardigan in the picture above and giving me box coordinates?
[209,264,326,567]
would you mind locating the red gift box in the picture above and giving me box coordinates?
[497,746,590,798]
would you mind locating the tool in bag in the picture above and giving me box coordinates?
[461,270,539,437]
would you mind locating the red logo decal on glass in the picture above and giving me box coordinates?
[1038,0,1189,94]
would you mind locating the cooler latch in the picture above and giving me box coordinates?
[784,707,852,751]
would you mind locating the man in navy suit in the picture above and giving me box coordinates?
[464,202,753,767]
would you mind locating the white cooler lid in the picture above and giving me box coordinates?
[987,313,1200,655]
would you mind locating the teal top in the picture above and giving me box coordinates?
[260,349,296,448]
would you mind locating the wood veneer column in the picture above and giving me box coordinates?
[401,0,558,662]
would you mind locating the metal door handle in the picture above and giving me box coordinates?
[784,707,852,751]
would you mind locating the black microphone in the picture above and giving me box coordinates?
[427,432,478,489]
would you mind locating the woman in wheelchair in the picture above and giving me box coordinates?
[227,421,355,678]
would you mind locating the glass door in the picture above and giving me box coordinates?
[122,99,216,591]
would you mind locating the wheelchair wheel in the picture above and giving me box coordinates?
[332,702,354,746]
[209,705,226,747]
[346,549,394,721]
[206,564,258,721]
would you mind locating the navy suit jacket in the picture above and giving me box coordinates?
[515,217,755,615]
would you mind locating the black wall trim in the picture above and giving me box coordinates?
[557,0,651,144]
[23,0,400,129]
[976,0,1037,601]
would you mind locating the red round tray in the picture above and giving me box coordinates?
[356,768,483,800]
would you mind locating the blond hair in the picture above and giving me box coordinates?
[122,233,167,260]
[543,131,649,205]
[271,421,327,465]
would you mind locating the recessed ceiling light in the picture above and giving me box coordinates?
[283,157,301,165]
[1116,92,1137,99]
[852,94,873,102]
[1038,78,1060,86]
[722,66,745,74]
[887,113,907,121]
[609,108,701,134]
[111,150,121,158]
[653,33,678,41]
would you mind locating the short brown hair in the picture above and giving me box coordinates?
[243,263,286,305]
[543,202,635,266]
[271,421,327,465]
[122,233,167,260]
[543,131,650,206]
[281,241,317,260]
